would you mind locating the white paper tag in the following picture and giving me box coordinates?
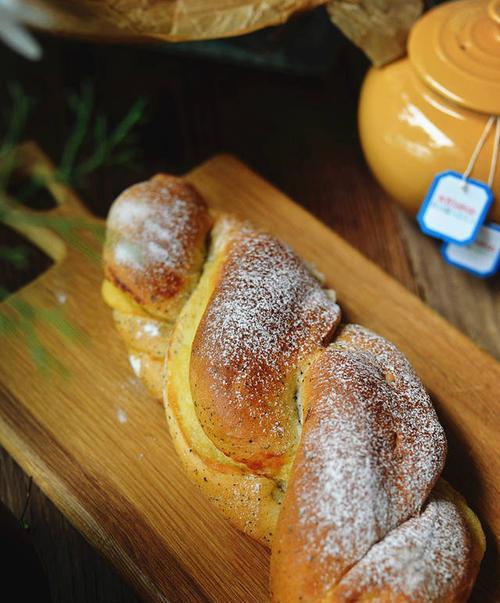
[418,171,493,245]
[442,223,500,277]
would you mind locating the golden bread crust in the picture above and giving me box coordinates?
[103,173,212,320]
[190,227,340,476]
[331,480,485,603]
[270,324,447,602]
[164,217,284,544]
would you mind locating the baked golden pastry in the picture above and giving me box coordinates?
[102,174,212,399]
[102,174,485,601]
[270,325,484,602]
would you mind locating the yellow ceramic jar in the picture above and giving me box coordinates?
[359,0,500,222]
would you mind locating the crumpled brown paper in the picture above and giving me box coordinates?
[32,0,420,65]
[327,0,423,66]
[33,0,327,41]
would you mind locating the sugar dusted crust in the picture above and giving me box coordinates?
[164,216,285,544]
[270,324,448,602]
[333,480,485,602]
[190,226,341,476]
[104,174,212,319]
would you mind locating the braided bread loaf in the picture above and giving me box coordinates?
[102,174,485,602]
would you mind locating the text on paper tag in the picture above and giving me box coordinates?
[418,171,493,245]
[442,223,500,277]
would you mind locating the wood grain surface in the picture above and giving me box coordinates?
[0,32,499,603]
[0,144,498,602]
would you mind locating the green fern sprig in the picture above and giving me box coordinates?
[0,290,87,377]
[0,84,34,190]
[0,245,29,269]
[0,81,147,374]
[58,82,146,185]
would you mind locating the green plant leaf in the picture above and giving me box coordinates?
[0,80,147,376]
[0,245,29,269]
[59,81,94,182]
[108,97,147,149]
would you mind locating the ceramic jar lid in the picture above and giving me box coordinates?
[408,0,500,114]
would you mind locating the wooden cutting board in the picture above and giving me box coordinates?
[0,144,498,603]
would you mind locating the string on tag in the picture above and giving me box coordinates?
[488,116,500,187]
[462,115,500,189]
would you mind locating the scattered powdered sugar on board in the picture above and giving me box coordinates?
[116,408,128,424]
[288,324,446,589]
[55,291,67,304]
[335,491,471,601]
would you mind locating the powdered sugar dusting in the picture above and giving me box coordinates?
[116,408,128,424]
[113,240,142,269]
[335,490,471,601]
[105,176,211,308]
[141,322,161,337]
[109,191,192,271]
[55,291,67,304]
[204,230,339,373]
[191,226,341,465]
[110,199,150,226]
[289,324,446,590]
[129,354,142,377]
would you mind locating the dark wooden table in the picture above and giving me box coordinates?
[0,27,498,603]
